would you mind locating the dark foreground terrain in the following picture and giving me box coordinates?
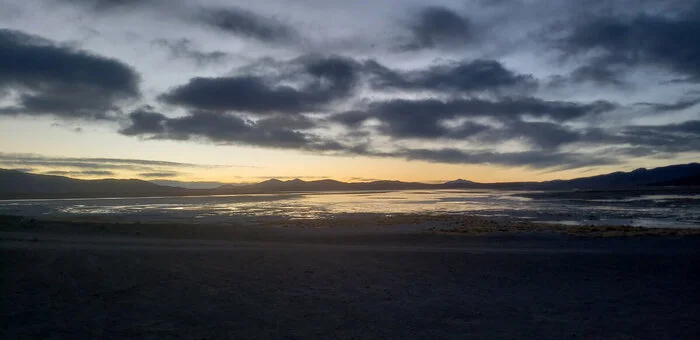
[2,217,700,339]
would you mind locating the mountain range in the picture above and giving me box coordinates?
[1,163,699,199]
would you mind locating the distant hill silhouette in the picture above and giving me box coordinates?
[539,163,700,189]
[215,178,432,193]
[0,169,185,199]
[1,162,699,199]
[150,180,228,189]
[444,179,475,185]
[651,173,700,187]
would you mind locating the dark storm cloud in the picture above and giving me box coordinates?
[120,110,343,151]
[614,120,700,153]
[159,76,310,114]
[499,120,700,157]
[400,117,699,156]
[119,110,166,135]
[139,115,617,167]
[558,11,700,83]
[333,97,616,139]
[197,7,300,43]
[401,6,471,50]
[483,121,595,150]
[397,148,617,168]
[152,39,227,65]
[117,109,699,170]
[366,59,537,94]
[373,97,615,122]
[370,119,700,164]
[160,56,360,114]
[379,116,489,140]
[351,117,700,168]
[0,29,139,119]
[335,144,617,169]
[57,1,300,44]
[58,0,149,11]
[635,97,700,113]
[334,108,609,151]
[336,144,617,169]
[548,61,628,88]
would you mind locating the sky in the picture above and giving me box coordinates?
[0,0,699,184]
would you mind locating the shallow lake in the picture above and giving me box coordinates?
[1,189,699,228]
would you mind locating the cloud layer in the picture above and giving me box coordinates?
[0,29,139,119]
[0,0,698,173]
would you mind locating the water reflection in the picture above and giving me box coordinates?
[1,190,699,228]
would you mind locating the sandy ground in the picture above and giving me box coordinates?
[2,215,700,339]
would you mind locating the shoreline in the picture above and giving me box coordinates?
[2,185,699,201]
[3,213,700,241]
[2,188,699,233]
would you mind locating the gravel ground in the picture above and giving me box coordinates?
[2,218,700,339]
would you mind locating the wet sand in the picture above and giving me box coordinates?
[2,214,700,339]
